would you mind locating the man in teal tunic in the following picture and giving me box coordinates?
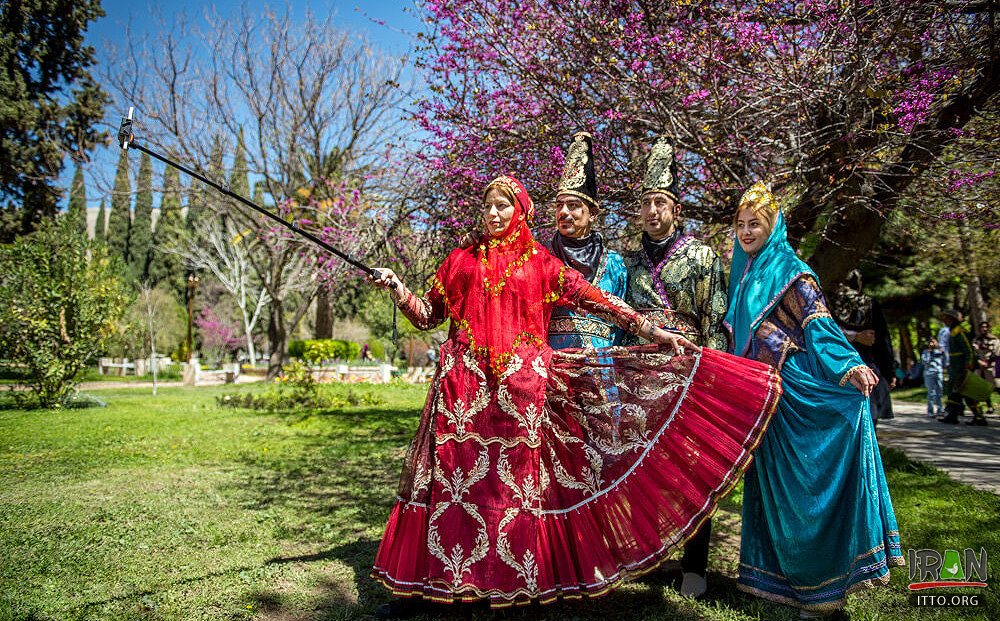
[545,132,627,349]
[623,136,729,598]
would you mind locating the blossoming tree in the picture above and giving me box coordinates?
[412,0,998,284]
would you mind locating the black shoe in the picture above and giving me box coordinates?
[937,416,959,424]
[966,418,988,426]
[375,598,426,620]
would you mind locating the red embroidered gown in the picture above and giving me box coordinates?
[371,176,781,606]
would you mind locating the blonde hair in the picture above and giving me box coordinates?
[733,181,778,232]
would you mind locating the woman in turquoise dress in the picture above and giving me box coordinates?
[724,183,903,618]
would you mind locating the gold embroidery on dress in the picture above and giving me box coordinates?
[434,432,541,448]
[482,244,538,296]
[617,370,688,401]
[412,461,432,498]
[435,351,490,438]
[543,266,568,303]
[548,425,605,495]
[549,316,615,339]
[802,310,832,328]
[530,356,548,379]
[496,355,545,442]
[497,449,541,514]
[497,508,539,591]
[427,447,491,585]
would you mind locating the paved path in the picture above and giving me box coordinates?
[878,399,1000,494]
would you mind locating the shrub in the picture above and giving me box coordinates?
[368,340,385,360]
[216,361,385,412]
[288,340,306,360]
[301,339,364,364]
[303,339,338,365]
[0,218,130,408]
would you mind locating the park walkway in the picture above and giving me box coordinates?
[879,399,1000,494]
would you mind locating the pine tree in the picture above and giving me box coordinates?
[0,0,108,242]
[67,164,88,238]
[107,151,132,268]
[148,165,187,297]
[130,152,153,280]
[94,198,107,243]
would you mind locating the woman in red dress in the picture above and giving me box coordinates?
[369,175,781,617]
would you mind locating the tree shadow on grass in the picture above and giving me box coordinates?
[250,540,793,621]
[231,403,802,620]
[229,405,419,539]
[249,539,385,620]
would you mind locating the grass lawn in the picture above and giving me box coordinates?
[891,386,928,404]
[1,384,997,621]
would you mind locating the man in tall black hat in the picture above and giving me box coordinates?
[545,132,628,349]
[623,136,729,598]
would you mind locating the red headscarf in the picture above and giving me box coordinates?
[429,174,571,373]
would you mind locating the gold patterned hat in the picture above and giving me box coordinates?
[640,136,679,201]
[738,181,778,213]
[557,132,598,209]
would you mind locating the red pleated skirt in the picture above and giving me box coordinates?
[372,344,781,607]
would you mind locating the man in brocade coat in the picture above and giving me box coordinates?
[623,136,729,599]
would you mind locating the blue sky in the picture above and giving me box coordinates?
[91,0,421,56]
[70,0,423,212]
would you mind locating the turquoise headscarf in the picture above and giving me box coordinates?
[724,198,816,357]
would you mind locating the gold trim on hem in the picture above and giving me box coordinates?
[737,550,899,611]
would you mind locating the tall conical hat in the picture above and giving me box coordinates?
[640,136,679,201]
[557,132,598,209]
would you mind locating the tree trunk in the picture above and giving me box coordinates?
[916,314,931,348]
[315,287,333,339]
[806,51,1000,288]
[807,202,887,287]
[898,320,915,372]
[240,304,258,368]
[958,220,988,330]
[267,299,286,379]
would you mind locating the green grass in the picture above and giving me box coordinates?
[1,385,997,620]
[892,386,929,404]
[0,366,183,386]
[75,367,185,382]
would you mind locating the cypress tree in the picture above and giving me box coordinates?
[230,128,249,197]
[94,198,107,243]
[0,0,108,242]
[67,164,88,238]
[148,165,187,297]
[130,152,153,280]
[107,151,132,268]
